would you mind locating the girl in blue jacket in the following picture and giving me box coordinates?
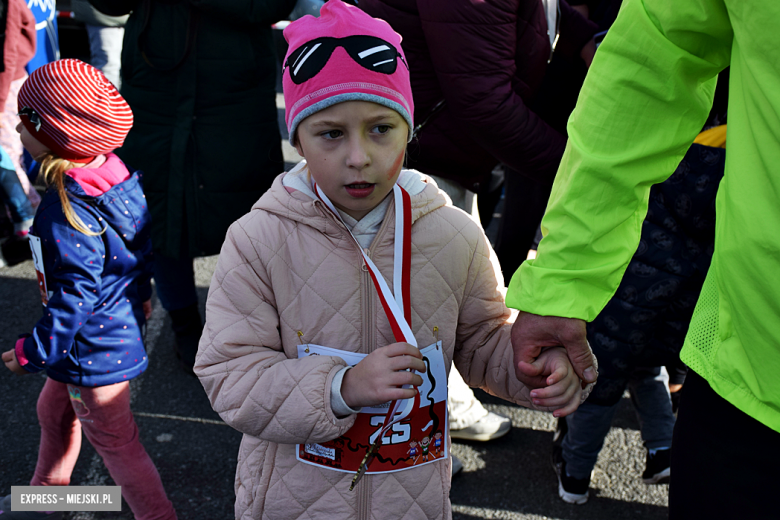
[1,60,176,520]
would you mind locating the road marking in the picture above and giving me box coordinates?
[134,411,228,426]
[452,504,565,519]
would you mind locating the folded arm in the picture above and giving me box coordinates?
[417,1,567,183]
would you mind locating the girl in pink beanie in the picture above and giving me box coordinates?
[196,2,585,518]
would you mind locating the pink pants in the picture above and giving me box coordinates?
[31,378,177,520]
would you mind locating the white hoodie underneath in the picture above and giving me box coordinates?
[282,160,431,416]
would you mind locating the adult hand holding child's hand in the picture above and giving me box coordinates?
[526,347,582,418]
[342,342,426,410]
[511,312,597,390]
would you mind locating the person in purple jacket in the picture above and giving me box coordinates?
[361,0,598,276]
[1,60,176,520]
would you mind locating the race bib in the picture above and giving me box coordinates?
[296,341,448,474]
[29,234,52,306]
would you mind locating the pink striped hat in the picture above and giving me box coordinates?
[18,59,133,163]
[283,0,413,144]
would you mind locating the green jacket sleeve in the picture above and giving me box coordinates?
[505,0,733,320]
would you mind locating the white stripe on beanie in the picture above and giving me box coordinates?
[18,59,133,160]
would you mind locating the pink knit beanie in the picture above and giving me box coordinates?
[283,0,414,144]
[18,59,133,163]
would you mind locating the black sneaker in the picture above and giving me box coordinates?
[642,448,671,484]
[552,444,590,504]
[671,390,682,415]
[552,417,568,450]
[0,235,32,267]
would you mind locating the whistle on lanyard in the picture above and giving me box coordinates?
[350,436,382,491]
[349,326,440,490]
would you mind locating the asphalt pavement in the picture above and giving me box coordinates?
[0,240,669,520]
[0,93,670,520]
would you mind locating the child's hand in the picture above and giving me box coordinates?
[143,299,152,320]
[341,342,426,410]
[2,349,28,375]
[527,347,582,417]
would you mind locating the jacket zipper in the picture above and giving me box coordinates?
[358,204,394,520]
[356,248,374,518]
[316,199,395,519]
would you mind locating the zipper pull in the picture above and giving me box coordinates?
[298,330,308,353]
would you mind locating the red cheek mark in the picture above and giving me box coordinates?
[388,148,405,179]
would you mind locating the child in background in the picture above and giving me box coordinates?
[0,0,39,249]
[1,60,176,520]
[0,145,34,238]
[551,126,726,504]
[195,3,585,519]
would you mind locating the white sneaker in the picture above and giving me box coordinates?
[450,411,511,442]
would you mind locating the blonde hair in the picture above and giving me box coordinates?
[39,152,103,236]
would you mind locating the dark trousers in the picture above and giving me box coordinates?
[493,53,586,279]
[0,166,35,223]
[152,252,198,312]
[670,370,780,519]
[493,168,551,277]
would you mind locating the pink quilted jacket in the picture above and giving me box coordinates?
[195,172,541,519]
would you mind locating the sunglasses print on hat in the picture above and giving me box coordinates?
[284,35,409,85]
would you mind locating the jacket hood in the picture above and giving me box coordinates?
[254,162,449,232]
[66,154,129,196]
[38,156,150,251]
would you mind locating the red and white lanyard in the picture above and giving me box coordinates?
[312,182,416,437]
[313,182,416,347]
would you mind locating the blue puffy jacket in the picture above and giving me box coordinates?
[19,157,153,387]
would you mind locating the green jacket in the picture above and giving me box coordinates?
[507,0,780,432]
[90,0,296,259]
